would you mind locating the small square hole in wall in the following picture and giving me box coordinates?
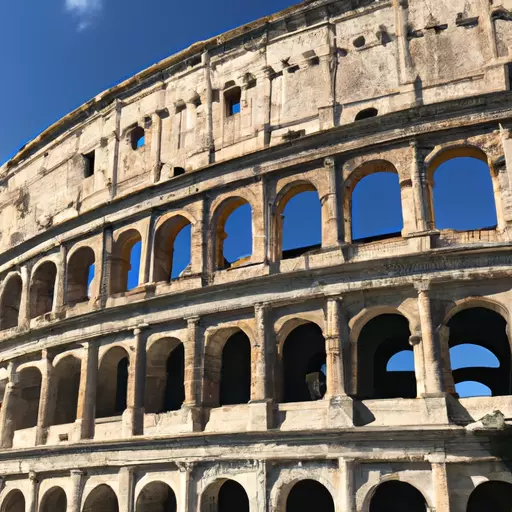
[225,86,241,117]
[83,150,95,178]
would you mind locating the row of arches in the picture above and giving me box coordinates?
[8,304,510,435]
[0,148,502,330]
[3,477,512,512]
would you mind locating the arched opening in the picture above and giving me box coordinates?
[357,314,415,399]
[13,367,42,431]
[286,480,334,512]
[201,480,249,512]
[431,154,498,231]
[96,346,130,418]
[0,274,22,330]
[40,487,67,512]
[355,107,378,120]
[110,229,142,294]
[67,247,95,305]
[52,355,81,425]
[279,185,321,260]
[145,338,185,414]
[83,485,119,512]
[282,322,326,403]
[136,481,177,512]
[214,197,252,269]
[1,490,25,512]
[351,172,403,242]
[447,307,510,397]
[131,126,146,150]
[456,381,492,397]
[219,331,251,406]
[370,481,427,511]
[467,481,512,512]
[29,261,57,319]
[153,216,192,282]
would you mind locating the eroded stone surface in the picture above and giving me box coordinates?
[0,0,512,511]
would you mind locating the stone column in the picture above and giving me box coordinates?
[184,317,204,431]
[36,350,54,446]
[184,317,202,407]
[339,458,356,512]
[255,461,267,512]
[409,334,425,397]
[0,363,17,448]
[151,111,163,183]
[430,456,451,511]
[75,341,99,440]
[415,281,444,395]
[100,225,114,307]
[202,51,215,164]
[53,244,68,314]
[26,471,38,512]
[439,325,456,395]
[118,467,135,512]
[251,303,271,401]
[322,158,341,248]
[69,469,85,512]
[18,266,31,329]
[410,141,429,233]
[325,297,347,398]
[261,66,274,147]
[249,304,273,430]
[178,463,193,512]
[124,326,147,437]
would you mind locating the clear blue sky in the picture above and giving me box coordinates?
[2,1,501,399]
[0,0,296,165]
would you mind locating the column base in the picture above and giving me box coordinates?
[327,396,354,428]
[122,406,145,437]
[248,399,274,431]
[73,417,95,441]
[419,394,450,425]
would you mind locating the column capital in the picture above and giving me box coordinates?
[186,316,201,327]
[414,279,431,294]
[70,469,86,477]
[133,323,149,336]
[254,302,271,313]
[324,156,336,169]
[28,471,38,483]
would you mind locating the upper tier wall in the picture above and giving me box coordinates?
[2,0,512,254]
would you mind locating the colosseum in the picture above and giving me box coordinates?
[0,0,512,510]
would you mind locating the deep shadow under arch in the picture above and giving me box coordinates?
[448,307,510,396]
[1,489,25,512]
[136,481,177,512]
[357,314,414,399]
[369,481,427,512]
[286,480,334,512]
[201,479,249,512]
[40,486,67,512]
[219,331,251,406]
[282,323,326,403]
[83,484,119,512]
[467,481,512,512]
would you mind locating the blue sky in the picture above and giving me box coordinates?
[1,1,501,399]
[0,0,296,165]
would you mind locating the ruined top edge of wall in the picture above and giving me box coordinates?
[0,0,380,172]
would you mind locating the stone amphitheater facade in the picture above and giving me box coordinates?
[1,0,512,510]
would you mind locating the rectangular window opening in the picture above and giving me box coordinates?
[225,87,242,117]
[83,151,95,178]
